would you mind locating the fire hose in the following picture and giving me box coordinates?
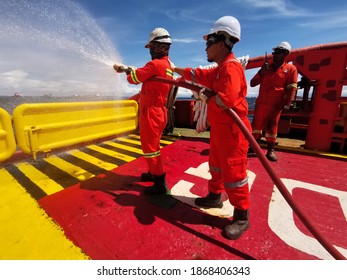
[149,76,346,260]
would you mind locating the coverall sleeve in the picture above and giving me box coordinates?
[283,66,298,107]
[250,71,261,87]
[183,67,220,110]
[127,61,157,85]
[183,67,214,88]
[183,64,243,110]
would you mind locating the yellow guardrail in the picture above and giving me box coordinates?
[12,100,138,160]
[0,108,17,162]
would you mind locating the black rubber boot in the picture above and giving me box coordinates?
[266,142,278,162]
[223,208,250,240]
[195,192,223,209]
[247,138,261,158]
[144,173,168,195]
[141,171,155,182]
[247,146,256,157]
[247,147,257,157]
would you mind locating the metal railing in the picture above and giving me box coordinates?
[0,100,138,161]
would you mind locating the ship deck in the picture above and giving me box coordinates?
[1,128,347,260]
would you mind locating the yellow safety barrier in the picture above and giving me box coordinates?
[12,100,138,160]
[0,108,17,162]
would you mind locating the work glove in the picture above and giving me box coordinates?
[127,66,137,72]
[237,55,249,70]
[198,88,209,104]
[113,64,136,74]
[258,61,270,76]
[282,105,290,113]
[192,90,199,100]
[113,63,127,73]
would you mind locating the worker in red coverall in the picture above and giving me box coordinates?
[172,16,251,240]
[249,41,298,161]
[113,27,174,195]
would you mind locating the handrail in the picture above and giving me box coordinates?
[0,108,17,162]
[11,100,138,160]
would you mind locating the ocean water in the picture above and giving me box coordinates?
[0,95,119,115]
[0,95,256,115]
[247,97,256,110]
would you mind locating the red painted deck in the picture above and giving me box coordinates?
[38,136,347,260]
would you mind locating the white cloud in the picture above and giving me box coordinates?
[165,9,213,24]
[298,10,347,29]
[1,70,29,83]
[172,38,199,44]
[238,0,347,31]
[236,0,308,17]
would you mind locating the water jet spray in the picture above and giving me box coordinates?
[0,0,126,96]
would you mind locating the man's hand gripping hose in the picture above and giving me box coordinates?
[113,63,136,74]
[149,75,346,260]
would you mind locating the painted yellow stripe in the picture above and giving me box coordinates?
[117,137,173,145]
[129,134,141,140]
[159,138,174,145]
[69,150,118,171]
[128,134,173,146]
[0,169,89,259]
[16,163,64,195]
[278,145,347,160]
[116,137,142,146]
[103,141,143,155]
[88,144,137,161]
[44,155,94,181]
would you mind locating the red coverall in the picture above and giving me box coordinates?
[183,53,251,210]
[251,62,298,143]
[127,56,173,176]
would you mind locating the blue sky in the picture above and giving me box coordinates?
[0,0,346,97]
[80,0,347,65]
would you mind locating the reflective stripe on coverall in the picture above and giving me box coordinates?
[183,53,251,210]
[127,56,173,175]
[251,62,298,143]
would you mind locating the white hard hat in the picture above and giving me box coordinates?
[145,28,172,48]
[273,41,291,52]
[203,16,241,42]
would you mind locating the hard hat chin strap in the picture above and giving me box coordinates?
[149,42,170,59]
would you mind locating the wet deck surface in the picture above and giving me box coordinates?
[172,127,347,159]
[1,130,347,260]
[173,127,304,146]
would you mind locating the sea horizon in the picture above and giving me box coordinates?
[0,95,256,115]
